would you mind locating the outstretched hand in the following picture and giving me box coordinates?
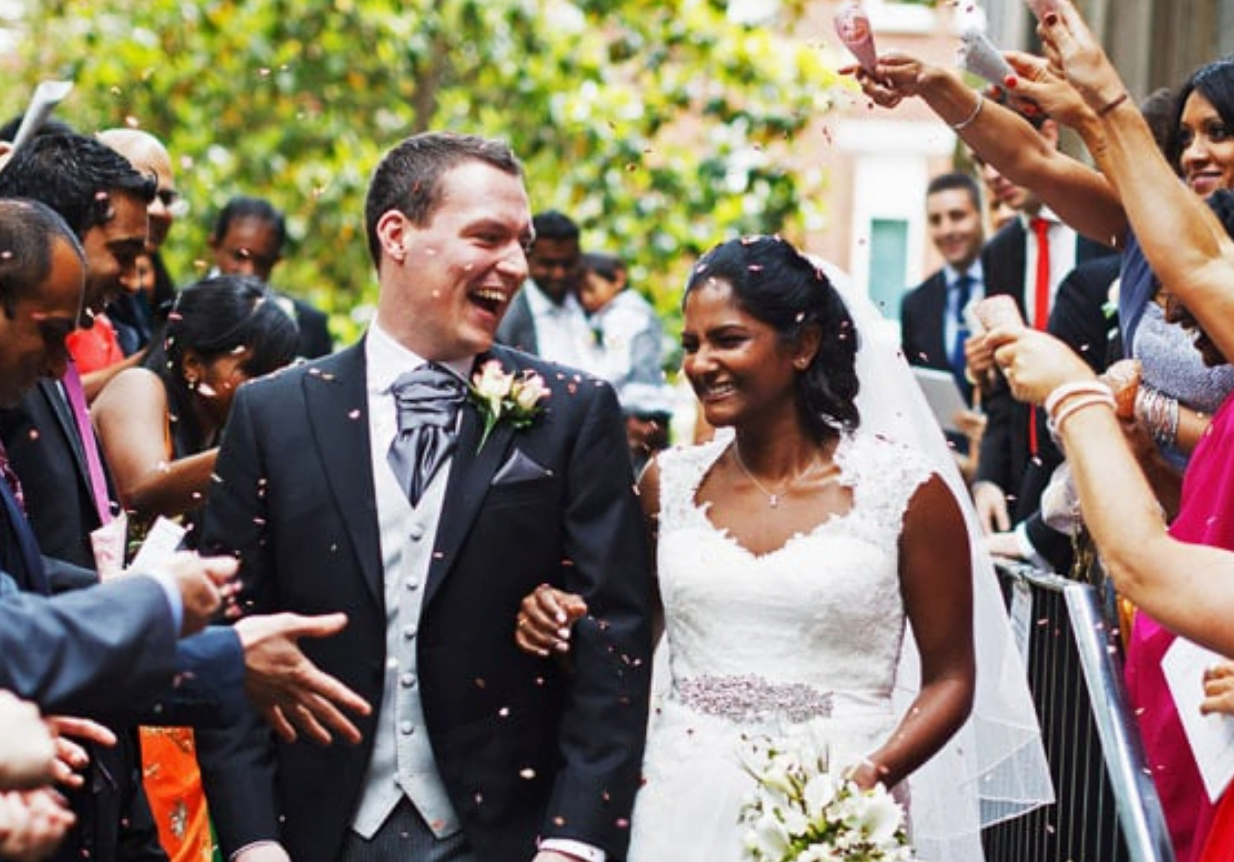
[1201,661,1234,717]
[44,717,116,790]
[841,52,933,109]
[235,612,372,745]
[0,694,56,791]
[0,789,75,862]
[515,584,588,658]
[1030,0,1127,113]
[1001,50,1091,127]
[986,326,1097,405]
[161,552,240,637]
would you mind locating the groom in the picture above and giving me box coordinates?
[198,132,653,862]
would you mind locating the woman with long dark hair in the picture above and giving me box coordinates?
[93,274,297,530]
[90,274,296,862]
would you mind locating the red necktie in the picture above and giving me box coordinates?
[1030,217,1052,330]
[1029,217,1053,457]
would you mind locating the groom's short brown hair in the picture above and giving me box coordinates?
[364,132,523,269]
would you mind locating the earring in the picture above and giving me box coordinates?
[185,375,199,390]
[794,358,809,369]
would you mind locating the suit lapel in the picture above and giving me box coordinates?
[423,354,519,607]
[926,272,949,366]
[303,345,385,608]
[0,479,49,595]
[37,381,92,494]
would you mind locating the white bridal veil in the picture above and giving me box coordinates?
[819,260,1054,862]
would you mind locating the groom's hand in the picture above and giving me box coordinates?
[234,612,372,745]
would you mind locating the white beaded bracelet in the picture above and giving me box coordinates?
[1044,380,1113,418]
[1048,392,1116,440]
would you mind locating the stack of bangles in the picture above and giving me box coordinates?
[1134,385,1181,448]
[1044,380,1116,443]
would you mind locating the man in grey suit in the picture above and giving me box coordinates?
[200,132,652,862]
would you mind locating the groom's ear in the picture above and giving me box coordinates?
[375,210,410,264]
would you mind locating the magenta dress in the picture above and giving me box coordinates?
[1125,394,1234,862]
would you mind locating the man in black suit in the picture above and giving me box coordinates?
[0,138,371,862]
[901,172,986,383]
[0,133,153,579]
[901,172,987,460]
[0,197,231,711]
[970,122,1117,571]
[495,210,598,371]
[199,132,653,862]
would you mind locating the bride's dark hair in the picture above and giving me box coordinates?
[684,235,860,438]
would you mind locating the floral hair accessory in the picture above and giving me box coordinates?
[469,359,550,451]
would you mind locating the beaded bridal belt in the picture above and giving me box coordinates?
[675,674,834,724]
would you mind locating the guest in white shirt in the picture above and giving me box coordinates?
[495,210,599,370]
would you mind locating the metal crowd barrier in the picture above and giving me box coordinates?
[980,561,1175,862]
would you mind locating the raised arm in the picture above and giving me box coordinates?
[989,326,1234,658]
[849,52,1127,245]
[1016,1,1234,364]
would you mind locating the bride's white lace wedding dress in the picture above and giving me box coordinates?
[627,430,935,861]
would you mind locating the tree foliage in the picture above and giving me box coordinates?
[8,0,845,342]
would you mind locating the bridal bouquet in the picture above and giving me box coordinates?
[739,734,917,862]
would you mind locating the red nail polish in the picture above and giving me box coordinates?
[1044,12,1059,25]
[1004,75,1018,89]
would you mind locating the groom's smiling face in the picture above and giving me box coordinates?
[377,159,533,361]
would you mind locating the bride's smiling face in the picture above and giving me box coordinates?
[681,277,801,427]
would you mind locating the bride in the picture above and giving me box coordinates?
[517,235,1049,861]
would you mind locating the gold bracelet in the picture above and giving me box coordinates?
[1096,92,1129,117]
[950,93,984,131]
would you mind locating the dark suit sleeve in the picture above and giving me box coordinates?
[106,627,247,729]
[900,276,945,372]
[900,287,927,366]
[0,572,178,715]
[543,381,653,855]
[1017,256,1123,571]
[290,297,333,359]
[974,221,1030,494]
[195,389,283,854]
[974,379,1015,493]
[1046,257,1121,374]
[41,555,100,594]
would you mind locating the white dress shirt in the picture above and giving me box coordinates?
[523,280,602,372]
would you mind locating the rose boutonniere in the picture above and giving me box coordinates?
[469,359,550,451]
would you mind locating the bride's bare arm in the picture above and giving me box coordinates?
[515,457,664,657]
[858,474,975,791]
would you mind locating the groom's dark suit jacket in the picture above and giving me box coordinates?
[198,341,653,862]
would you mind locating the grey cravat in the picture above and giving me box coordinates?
[388,364,466,506]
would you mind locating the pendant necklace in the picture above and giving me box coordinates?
[731,441,820,509]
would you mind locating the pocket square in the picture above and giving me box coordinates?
[492,449,553,485]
